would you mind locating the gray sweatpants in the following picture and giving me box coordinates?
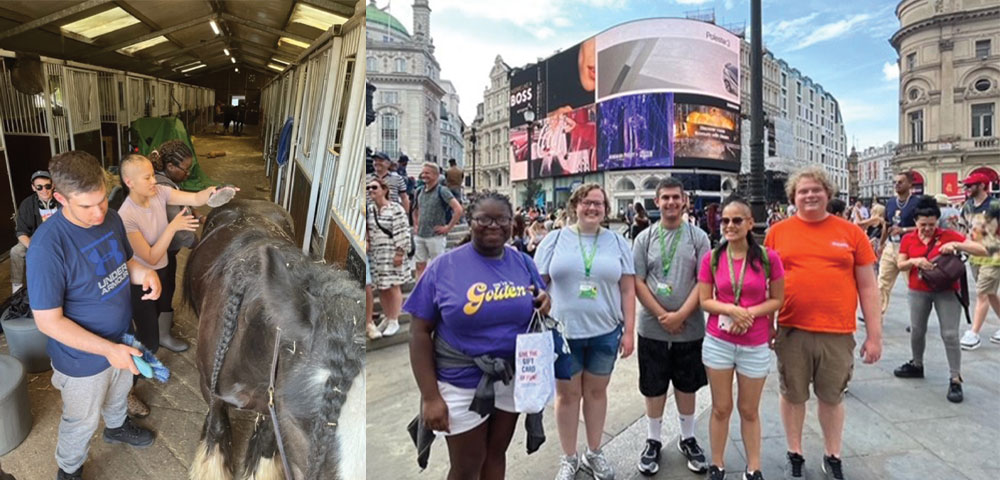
[908,289,962,378]
[51,366,132,473]
[9,242,26,285]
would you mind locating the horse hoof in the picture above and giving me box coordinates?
[190,441,233,480]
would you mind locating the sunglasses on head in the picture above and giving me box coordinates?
[720,217,745,226]
[34,184,52,191]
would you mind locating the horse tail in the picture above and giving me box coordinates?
[209,282,245,396]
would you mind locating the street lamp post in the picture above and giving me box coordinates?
[750,0,766,237]
[524,110,535,208]
[471,126,478,194]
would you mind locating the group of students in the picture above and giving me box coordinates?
[402,165,903,480]
[16,144,234,479]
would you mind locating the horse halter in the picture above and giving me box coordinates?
[268,327,294,478]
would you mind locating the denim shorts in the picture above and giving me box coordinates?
[555,324,623,380]
[701,334,772,379]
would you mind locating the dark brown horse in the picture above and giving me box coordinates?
[185,200,364,480]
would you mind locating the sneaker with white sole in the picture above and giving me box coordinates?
[366,323,383,340]
[636,439,661,476]
[822,454,845,480]
[379,319,400,336]
[678,437,708,473]
[960,330,981,350]
[554,454,579,480]
[581,448,614,480]
[990,329,1000,344]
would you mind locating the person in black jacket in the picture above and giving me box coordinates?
[11,170,60,293]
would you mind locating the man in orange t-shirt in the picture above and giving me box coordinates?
[764,166,882,480]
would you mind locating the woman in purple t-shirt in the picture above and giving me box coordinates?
[405,192,551,479]
[697,196,785,480]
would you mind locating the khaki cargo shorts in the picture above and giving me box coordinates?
[971,264,1000,296]
[774,327,855,405]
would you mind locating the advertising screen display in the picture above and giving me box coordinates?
[510,18,742,176]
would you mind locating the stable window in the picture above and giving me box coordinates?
[972,103,994,138]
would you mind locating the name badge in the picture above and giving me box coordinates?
[655,281,673,297]
[579,280,598,299]
[718,315,733,332]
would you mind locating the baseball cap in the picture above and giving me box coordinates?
[962,172,990,185]
[30,170,51,182]
[372,151,390,162]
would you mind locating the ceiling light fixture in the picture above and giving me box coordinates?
[223,48,230,56]
[181,64,206,73]
[231,57,236,64]
[209,20,220,35]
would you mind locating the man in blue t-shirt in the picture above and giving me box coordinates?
[876,171,922,318]
[27,151,163,480]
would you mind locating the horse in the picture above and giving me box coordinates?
[184,199,364,480]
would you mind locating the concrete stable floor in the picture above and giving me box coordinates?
[0,125,275,480]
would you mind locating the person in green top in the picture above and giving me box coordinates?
[959,172,1000,349]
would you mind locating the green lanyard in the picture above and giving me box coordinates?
[657,223,684,278]
[577,227,600,278]
[727,248,750,305]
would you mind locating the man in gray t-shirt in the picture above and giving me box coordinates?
[632,178,711,476]
[412,162,463,278]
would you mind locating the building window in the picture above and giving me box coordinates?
[367,57,377,72]
[908,88,920,100]
[975,78,992,92]
[909,110,923,144]
[976,39,991,58]
[394,58,406,73]
[382,113,398,159]
[796,82,801,94]
[972,103,994,138]
[906,52,916,70]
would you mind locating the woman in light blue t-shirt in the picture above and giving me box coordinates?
[535,184,636,480]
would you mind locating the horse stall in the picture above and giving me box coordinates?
[0,1,363,479]
[260,10,365,281]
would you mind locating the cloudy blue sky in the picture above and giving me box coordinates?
[373,0,902,150]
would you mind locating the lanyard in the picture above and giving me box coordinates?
[657,223,684,278]
[726,248,749,305]
[577,226,600,278]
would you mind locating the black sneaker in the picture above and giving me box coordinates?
[103,417,154,447]
[709,465,726,480]
[56,467,82,480]
[746,470,765,480]
[947,379,964,403]
[637,439,662,476]
[893,360,924,378]
[822,455,845,480]
[785,451,805,479]
[678,436,708,473]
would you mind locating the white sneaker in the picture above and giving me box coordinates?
[366,323,382,340]
[554,454,579,480]
[960,330,981,350]
[379,319,400,337]
[990,329,1000,344]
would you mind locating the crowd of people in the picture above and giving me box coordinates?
[6,144,237,479]
[366,157,1000,480]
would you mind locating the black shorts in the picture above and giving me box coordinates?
[638,336,708,397]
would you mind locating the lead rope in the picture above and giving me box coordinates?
[268,327,294,479]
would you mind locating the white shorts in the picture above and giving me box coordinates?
[701,334,772,379]
[435,379,516,437]
[414,235,447,264]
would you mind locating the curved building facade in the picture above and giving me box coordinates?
[891,0,1000,197]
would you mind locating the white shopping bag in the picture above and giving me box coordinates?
[514,310,556,414]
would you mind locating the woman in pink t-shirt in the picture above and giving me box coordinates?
[697,196,785,480]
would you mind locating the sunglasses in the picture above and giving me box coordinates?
[366,185,379,191]
[34,184,53,191]
[720,217,746,226]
